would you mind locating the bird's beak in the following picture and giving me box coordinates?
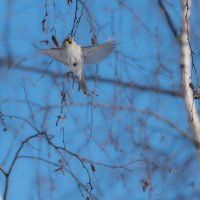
[64,36,72,44]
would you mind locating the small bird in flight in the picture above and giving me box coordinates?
[40,36,115,95]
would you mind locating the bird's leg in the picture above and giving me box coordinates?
[66,71,81,93]
[66,71,79,87]
[66,71,74,83]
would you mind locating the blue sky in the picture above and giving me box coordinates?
[1,0,200,200]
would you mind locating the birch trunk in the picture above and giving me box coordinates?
[181,0,200,157]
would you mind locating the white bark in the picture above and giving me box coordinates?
[181,0,200,155]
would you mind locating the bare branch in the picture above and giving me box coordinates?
[0,60,183,97]
[158,0,179,39]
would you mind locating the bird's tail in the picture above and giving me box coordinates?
[78,73,88,95]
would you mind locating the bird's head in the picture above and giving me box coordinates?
[63,36,73,46]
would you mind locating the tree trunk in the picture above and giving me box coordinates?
[181,0,200,157]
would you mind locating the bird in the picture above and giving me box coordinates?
[40,36,115,95]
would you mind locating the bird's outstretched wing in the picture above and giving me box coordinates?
[40,48,66,64]
[81,40,115,64]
